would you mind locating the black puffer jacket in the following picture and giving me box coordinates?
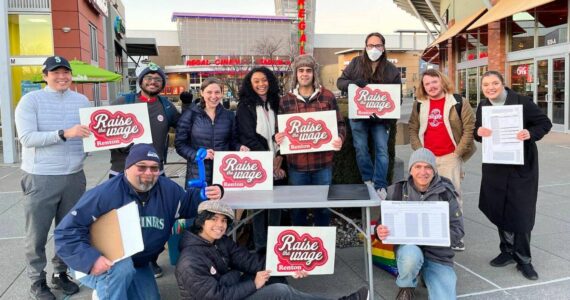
[175,103,241,184]
[175,231,265,300]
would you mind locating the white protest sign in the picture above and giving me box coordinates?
[79,103,152,152]
[213,151,273,191]
[348,84,401,119]
[277,111,338,155]
[265,226,336,275]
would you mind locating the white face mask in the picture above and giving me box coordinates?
[366,48,383,61]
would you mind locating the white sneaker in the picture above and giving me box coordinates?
[92,289,99,300]
[377,188,387,200]
[364,180,374,187]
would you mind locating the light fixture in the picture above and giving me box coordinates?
[62,27,71,33]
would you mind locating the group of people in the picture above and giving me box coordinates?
[13,28,552,300]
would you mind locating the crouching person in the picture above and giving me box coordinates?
[375,148,464,300]
[54,144,223,299]
[175,200,369,300]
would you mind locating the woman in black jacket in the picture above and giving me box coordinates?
[475,71,552,281]
[236,67,286,251]
[175,200,368,300]
[336,32,401,199]
[175,78,247,186]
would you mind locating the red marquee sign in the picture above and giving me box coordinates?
[298,0,306,54]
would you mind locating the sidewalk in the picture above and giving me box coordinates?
[1,133,570,299]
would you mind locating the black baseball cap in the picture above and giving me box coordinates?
[42,56,72,72]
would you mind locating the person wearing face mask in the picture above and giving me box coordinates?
[475,71,552,281]
[54,144,224,299]
[337,32,401,200]
[175,78,248,186]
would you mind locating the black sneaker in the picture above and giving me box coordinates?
[451,240,465,251]
[29,279,55,300]
[517,263,539,280]
[151,261,163,278]
[490,252,515,267]
[339,286,369,300]
[51,272,79,295]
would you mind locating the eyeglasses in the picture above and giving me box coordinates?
[366,44,384,49]
[135,164,160,173]
[143,76,163,83]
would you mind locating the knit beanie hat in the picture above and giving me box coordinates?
[125,144,161,170]
[137,63,166,89]
[408,148,437,173]
[198,200,235,220]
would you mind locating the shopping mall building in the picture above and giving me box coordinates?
[395,0,569,132]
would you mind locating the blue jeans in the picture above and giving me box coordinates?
[253,209,282,251]
[288,166,332,226]
[79,259,160,300]
[349,120,389,190]
[396,245,456,300]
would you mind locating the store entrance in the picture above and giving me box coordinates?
[535,56,567,132]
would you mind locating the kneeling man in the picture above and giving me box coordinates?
[375,148,464,300]
[55,144,223,299]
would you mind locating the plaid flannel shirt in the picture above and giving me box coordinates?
[278,87,346,172]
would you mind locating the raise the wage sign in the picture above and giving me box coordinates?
[348,84,401,119]
[277,110,338,155]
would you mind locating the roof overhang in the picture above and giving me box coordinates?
[126,37,158,56]
[393,0,441,24]
[468,0,556,30]
[429,8,487,47]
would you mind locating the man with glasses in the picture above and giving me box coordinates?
[109,63,180,277]
[337,32,401,200]
[54,144,224,299]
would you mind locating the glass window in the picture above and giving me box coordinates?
[458,69,467,99]
[8,14,53,56]
[399,67,407,79]
[478,65,487,102]
[467,68,478,108]
[457,34,468,62]
[536,0,568,47]
[509,61,534,98]
[89,24,98,62]
[510,12,536,51]
[466,33,478,61]
[11,66,44,106]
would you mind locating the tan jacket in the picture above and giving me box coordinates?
[408,94,476,161]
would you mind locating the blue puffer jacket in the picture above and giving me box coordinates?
[175,103,241,185]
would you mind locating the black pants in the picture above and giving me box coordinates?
[498,229,531,264]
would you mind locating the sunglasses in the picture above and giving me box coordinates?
[135,164,160,173]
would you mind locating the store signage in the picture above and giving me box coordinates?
[87,0,108,17]
[277,111,338,155]
[10,57,48,66]
[79,103,152,152]
[213,152,273,190]
[114,16,126,38]
[348,84,401,119]
[265,226,336,275]
[185,58,291,66]
[298,0,306,54]
[513,64,532,82]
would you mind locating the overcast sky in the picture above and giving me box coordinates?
[122,0,426,34]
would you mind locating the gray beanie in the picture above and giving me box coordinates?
[408,148,437,173]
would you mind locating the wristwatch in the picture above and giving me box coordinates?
[58,129,67,142]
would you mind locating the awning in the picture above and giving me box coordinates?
[429,8,487,47]
[468,0,556,30]
[126,37,158,56]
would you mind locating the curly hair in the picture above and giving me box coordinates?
[238,66,280,112]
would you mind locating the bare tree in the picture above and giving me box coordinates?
[251,36,297,94]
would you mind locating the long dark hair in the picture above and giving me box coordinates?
[238,66,280,112]
[359,32,390,83]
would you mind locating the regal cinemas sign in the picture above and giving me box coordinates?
[348,84,401,119]
[79,103,153,152]
[213,152,273,190]
[266,227,336,275]
[277,111,338,155]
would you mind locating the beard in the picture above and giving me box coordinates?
[136,176,157,192]
[141,84,162,97]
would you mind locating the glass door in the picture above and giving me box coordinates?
[535,57,567,131]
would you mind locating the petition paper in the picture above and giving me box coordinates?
[481,105,524,165]
[380,201,450,247]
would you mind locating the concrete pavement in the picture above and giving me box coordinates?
[2,131,570,299]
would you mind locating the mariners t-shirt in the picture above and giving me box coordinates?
[423,97,455,156]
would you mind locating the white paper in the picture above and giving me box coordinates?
[348,84,401,119]
[212,151,273,190]
[116,201,144,261]
[265,226,336,275]
[481,105,524,165]
[277,111,338,155]
[79,103,153,152]
[380,201,450,247]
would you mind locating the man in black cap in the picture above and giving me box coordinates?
[55,143,224,299]
[15,55,91,299]
[109,62,180,276]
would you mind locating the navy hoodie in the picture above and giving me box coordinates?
[55,174,208,274]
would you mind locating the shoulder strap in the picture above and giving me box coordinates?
[415,101,421,114]
[124,93,136,104]
[452,94,463,118]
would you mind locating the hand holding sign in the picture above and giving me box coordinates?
[65,124,91,139]
[277,111,338,155]
[348,84,401,119]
